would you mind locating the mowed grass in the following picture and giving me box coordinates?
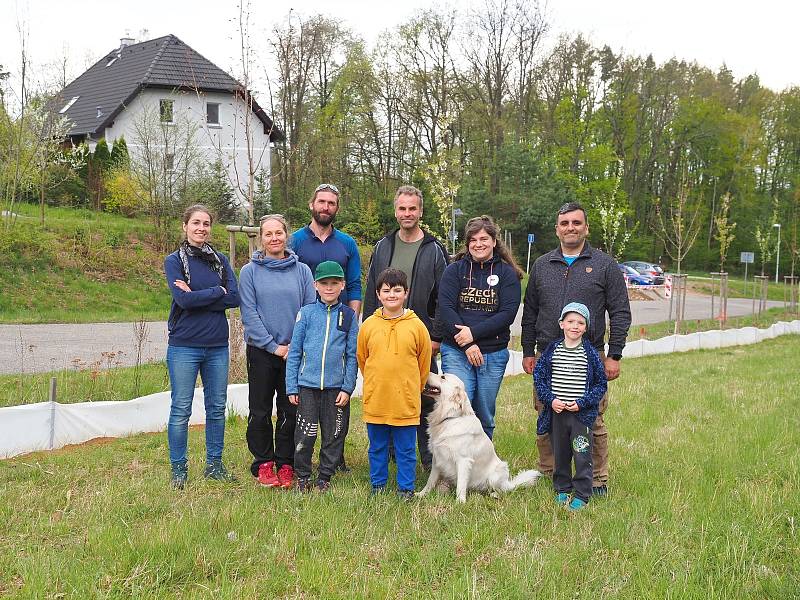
[1,337,799,598]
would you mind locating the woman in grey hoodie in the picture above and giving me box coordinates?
[239,214,315,489]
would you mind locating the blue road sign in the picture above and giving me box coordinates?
[528,233,535,244]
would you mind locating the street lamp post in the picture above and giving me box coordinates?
[450,207,463,255]
[773,223,781,284]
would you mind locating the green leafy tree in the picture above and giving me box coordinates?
[89,138,111,210]
[183,161,238,224]
[754,200,779,276]
[110,136,130,170]
[593,169,633,260]
[714,193,736,272]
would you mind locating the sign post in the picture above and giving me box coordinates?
[740,251,754,296]
[526,233,535,274]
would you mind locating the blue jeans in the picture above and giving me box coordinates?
[367,424,417,491]
[167,345,229,466]
[440,343,509,439]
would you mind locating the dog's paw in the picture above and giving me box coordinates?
[489,491,500,499]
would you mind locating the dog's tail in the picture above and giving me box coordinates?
[509,469,541,489]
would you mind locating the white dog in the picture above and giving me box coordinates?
[417,372,541,503]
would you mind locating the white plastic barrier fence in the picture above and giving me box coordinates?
[2,320,798,459]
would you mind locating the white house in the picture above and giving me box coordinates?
[54,34,283,207]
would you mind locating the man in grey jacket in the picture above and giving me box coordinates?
[363,185,449,469]
[521,201,631,497]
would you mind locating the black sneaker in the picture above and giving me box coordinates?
[316,479,331,493]
[370,485,386,497]
[592,485,608,497]
[397,489,415,501]
[297,478,312,493]
[336,461,351,473]
[204,461,236,482]
[171,464,188,490]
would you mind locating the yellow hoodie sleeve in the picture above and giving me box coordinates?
[417,321,432,392]
[356,323,369,373]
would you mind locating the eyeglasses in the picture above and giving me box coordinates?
[314,183,340,195]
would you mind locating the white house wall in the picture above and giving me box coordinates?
[103,88,272,206]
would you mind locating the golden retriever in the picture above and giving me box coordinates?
[417,372,541,503]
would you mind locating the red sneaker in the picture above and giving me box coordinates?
[276,464,295,489]
[257,461,279,487]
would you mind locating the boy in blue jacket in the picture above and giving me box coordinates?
[286,261,359,492]
[534,302,607,510]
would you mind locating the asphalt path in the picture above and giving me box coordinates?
[0,294,785,375]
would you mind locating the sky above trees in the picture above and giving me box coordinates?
[1,0,797,95]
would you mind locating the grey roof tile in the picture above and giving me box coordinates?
[54,34,282,141]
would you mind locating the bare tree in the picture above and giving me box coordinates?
[128,101,202,250]
[459,0,547,194]
[654,185,703,274]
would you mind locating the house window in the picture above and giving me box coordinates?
[206,103,220,125]
[165,153,175,172]
[160,99,174,123]
[59,96,80,114]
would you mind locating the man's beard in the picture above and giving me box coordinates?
[312,209,336,227]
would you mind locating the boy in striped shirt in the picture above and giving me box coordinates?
[533,302,607,510]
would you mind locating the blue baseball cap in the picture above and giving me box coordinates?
[559,302,590,326]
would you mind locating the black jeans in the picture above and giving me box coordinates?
[551,411,593,503]
[246,345,296,476]
[294,387,348,482]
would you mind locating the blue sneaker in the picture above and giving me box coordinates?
[555,492,570,505]
[567,497,588,511]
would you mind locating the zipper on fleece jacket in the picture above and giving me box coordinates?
[320,304,332,389]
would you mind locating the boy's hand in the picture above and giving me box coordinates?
[552,398,565,413]
[335,391,350,407]
[274,344,289,360]
[288,394,299,405]
[564,401,579,412]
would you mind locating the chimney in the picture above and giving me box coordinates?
[120,37,135,49]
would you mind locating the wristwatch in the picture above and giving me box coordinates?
[609,354,622,361]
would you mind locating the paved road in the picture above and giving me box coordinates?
[0,295,785,375]
[0,321,169,375]
[506,294,783,336]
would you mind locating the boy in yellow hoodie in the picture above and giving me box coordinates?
[358,268,432,499]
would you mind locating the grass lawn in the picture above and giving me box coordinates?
[1,203,253,324]
[629,306,798,339]
[0,362,171,409]
[685,271,796,302]
[1,337,798,598]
